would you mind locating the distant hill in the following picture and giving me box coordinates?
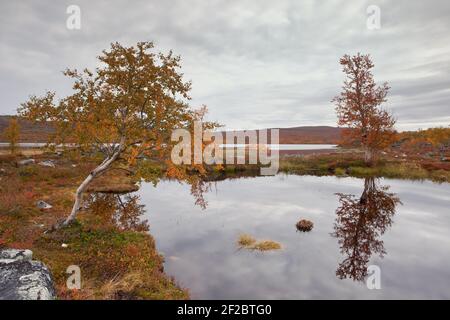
[222,126,343,144]
[0,115,342,144]
[277,126,343,144]
[0,116,55,142]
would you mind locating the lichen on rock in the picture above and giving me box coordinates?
[0,249,56,300]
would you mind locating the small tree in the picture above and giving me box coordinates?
[3,117,20,155]
[333,53,396,165]
[19,42,213,227]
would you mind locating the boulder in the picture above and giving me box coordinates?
[38,160,56,168]
[36,200,53,210]
[17,159,35,166]
[0,249,56,300]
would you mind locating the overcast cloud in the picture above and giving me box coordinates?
[1,0,449,130]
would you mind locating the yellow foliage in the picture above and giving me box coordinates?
[3,117,20,154]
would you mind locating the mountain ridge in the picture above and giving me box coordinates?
[0,115,342,144]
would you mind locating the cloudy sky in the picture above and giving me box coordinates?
[1,0,449,131]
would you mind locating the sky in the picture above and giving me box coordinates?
[0,0,449,131]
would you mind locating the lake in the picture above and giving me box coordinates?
[135,175,450,299]
[0,143,337,150]
[0,143,48,148]
[220,144,337,150]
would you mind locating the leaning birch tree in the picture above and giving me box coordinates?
[19,42,209,227]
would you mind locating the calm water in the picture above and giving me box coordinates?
[0,142,48,148]
[138,175,450,299]
[220,144,337,150]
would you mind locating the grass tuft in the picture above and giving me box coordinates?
[237,234,282,252]
[251,240,282,251]
[237,234,256,247]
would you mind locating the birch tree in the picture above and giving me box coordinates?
[19,42,210,227]
[333,53,396,165]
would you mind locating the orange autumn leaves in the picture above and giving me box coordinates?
[333,53,396,164]
[18,41,218,224]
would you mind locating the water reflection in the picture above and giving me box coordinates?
[86,193,149,232]
[189,179,211,210]
[139,175,450,299]
[332,177,402,281]
[86,177,211,231]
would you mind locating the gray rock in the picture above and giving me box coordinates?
[17,159,35,166]
[0,249,33,264]
[36,200,53,210]
[38,160,56,168]
[0,249,56,300]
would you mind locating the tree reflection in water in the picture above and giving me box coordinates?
[86,180,211,230]
[190,179,211,210]
[86,193,149,232]
[332,177,402,281]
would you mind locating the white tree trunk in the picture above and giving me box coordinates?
[364,148,374,165]
[61,139,125,227]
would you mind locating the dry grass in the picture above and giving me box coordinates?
[237,234,282,252]
[251,240,282,251]
[60,272,151,300]
[98,272,144,299]
[86,182,139,194]
[86,169,139,193]
[0,148,44,156]
[237,234,256,247]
